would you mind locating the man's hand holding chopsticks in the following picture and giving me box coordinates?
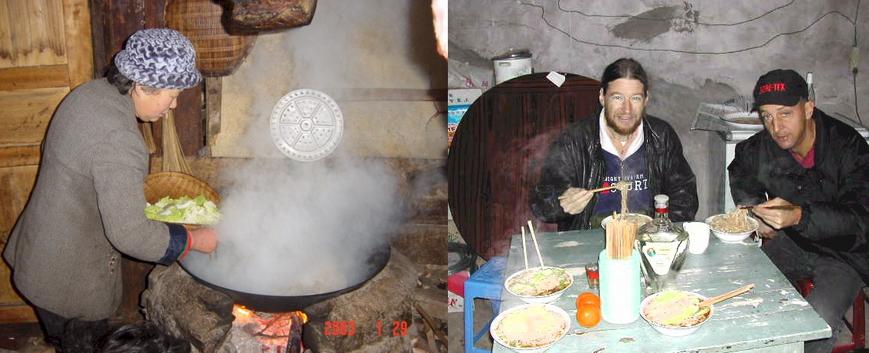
[750,197,802,230]
[558,187,593,215]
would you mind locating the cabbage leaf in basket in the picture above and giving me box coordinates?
[144,195,221,225]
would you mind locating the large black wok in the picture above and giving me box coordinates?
[180,246,391,312]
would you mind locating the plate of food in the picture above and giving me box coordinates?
[721,111,764,130]
[705,210,758,243]
[144,195,222,225]
[640,290,712,336]
[504,266,573,304]
[491,303,570,352]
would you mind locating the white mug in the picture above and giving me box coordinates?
[684,222,711,254]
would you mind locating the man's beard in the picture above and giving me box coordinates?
[605,112,642,136]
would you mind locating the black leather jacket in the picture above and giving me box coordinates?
[728,109,869,283]
[530,111,699,230]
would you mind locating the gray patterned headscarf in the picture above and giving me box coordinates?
[114,28,202,89]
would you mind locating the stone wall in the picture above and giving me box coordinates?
[449,0,869,218]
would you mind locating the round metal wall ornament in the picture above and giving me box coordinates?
[269,89,344,161]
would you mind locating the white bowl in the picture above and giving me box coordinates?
[705,215,759,243]
[491,303,570,353]
[504,266,573,304]
[640,291,713,337]
[600,213,653,229]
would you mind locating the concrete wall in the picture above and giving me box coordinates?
[211,0,447,160]
[449,0,869,218]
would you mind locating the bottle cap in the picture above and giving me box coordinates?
[654,194,669,208]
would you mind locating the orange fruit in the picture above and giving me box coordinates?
[576,303,601,328]
[576,292,601,308]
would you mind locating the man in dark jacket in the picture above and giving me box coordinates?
[530,58,698,230]
[728,69,869,353]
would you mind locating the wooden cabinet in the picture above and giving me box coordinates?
[0,0,93,323]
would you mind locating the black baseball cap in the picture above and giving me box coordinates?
[752,69,808,109]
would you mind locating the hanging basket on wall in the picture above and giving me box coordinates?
[166,0,257,77]
[227,0,317,32]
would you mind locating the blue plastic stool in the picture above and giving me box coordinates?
[463,256,507,353]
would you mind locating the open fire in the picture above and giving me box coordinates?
[230,305,309,353]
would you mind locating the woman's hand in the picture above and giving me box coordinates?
[187,227,218,253]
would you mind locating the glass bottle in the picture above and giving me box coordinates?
[637,195,688,277]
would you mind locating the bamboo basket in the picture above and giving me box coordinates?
[165,0,257,77]
[143,171,221,205]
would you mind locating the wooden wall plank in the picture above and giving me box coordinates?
[0,3,13,69]
[0,87,68,145]
[0,165,37,311]
[28,0,66,67]
[6,1,32,68]
[0,146,40,169]
[62,0,93,87]
[0,65,69,91]
[4,1,66,68]
[0,165,36,242]
[0,306,38,324]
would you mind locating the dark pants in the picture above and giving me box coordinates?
[762,234,865,353]
[35,307,110,353]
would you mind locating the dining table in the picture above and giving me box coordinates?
[492,226,831,353]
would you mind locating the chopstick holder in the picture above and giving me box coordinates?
[599,248,641,324]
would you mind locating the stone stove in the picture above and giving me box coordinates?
[141,247,418,353]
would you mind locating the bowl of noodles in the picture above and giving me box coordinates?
[505,266,573,304]
[640,290,713,336]
[705,210,759,243]
[491,303,570,352]
[600,213,653,230]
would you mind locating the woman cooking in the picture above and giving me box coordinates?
[2,28,217,352]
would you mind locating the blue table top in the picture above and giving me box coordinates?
[493,228,831,353]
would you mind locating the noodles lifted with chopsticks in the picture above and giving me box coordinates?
[613,180,631,215]
[710,208,753,233]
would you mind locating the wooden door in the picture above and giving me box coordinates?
[448,73,601,260]
[0,0,93,323]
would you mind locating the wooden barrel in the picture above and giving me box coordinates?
[448,73,601,259]
[165,0,256,77]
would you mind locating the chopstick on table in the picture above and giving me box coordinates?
[557,185,616,199]
[699,284,755,307]
[739,205,800,210]
[521,226,529,270]
[526,220,545,267]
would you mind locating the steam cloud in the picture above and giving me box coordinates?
[182,1,408,296]
[183,155,403,295]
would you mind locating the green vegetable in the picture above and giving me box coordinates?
[144,195,221,225]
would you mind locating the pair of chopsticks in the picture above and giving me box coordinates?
[521,220,544,270]
[556,185,617,200]
[699,284,755,307]
[738,205,800,210]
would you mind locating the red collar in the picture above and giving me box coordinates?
[790,146,815,168]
